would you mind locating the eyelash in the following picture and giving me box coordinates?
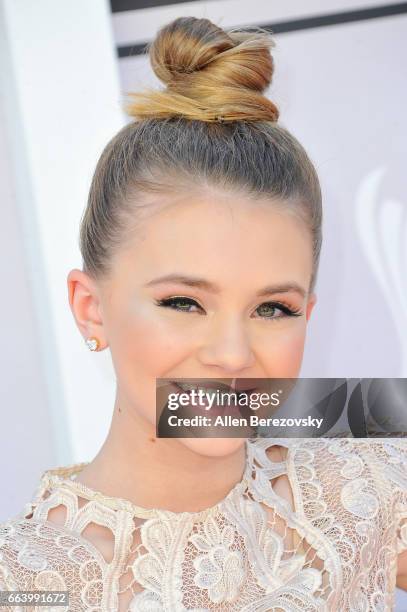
[155,296,303,320]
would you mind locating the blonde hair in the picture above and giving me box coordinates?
[124,19,279,122]
[80,16,322,292]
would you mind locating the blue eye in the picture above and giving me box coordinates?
[155,297,303,320]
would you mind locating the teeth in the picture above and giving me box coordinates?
[174,382,246,396]
[175,383,220,396]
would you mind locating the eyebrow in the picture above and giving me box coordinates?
[144,274,307,299]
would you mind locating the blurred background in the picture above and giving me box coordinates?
[1,0,406,604]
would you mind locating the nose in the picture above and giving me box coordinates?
[197,314,255,374]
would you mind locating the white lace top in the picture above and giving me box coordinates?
[0,437,406,611]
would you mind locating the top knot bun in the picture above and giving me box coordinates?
[124,16,279,123]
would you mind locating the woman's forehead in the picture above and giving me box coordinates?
[127,190,309,246]
[107,196,313,293]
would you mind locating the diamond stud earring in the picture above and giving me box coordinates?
[85,337,99,351]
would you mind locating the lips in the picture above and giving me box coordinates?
[172,381,257,398]
[173,380,233,393]
[171,379,258,393]
[168,381,259,417]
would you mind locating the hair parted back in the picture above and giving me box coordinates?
[80,16,322,292]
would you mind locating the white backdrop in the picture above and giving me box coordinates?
[1,2,406,603]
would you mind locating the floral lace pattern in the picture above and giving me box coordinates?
[0,437,406,611]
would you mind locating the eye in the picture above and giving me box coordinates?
[255,301,303,320]
[155,296,204,313]
[155,297,302,320]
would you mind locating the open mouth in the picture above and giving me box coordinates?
[170,380,257,412]
[174,381,255,394]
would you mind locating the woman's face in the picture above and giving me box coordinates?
[68,187,317,457]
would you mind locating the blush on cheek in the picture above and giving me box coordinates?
[267,330,307,378]
[125,319,189,373]
[108,313,192,423]
[112,300,182,369]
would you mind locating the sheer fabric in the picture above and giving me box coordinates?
[0,438,406,611]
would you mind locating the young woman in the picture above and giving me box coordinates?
[1,16,406,611]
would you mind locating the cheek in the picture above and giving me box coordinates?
[261,325,307,377]
[110,303,190,374]
[107,305,190,426]
[107,303,195,421]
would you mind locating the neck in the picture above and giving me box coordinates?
[75,390,248,513]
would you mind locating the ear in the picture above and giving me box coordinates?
[305,293,317,322]
[67,269,107,349]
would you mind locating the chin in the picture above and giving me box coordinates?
[179,437,247,458]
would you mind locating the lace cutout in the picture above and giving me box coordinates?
[290,438,407,611]
[0,438,405,611]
